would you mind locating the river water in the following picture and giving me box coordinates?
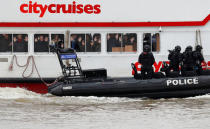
[0,87,210,129]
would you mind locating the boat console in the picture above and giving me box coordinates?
[56,48,107,82]
[57,48,83,78]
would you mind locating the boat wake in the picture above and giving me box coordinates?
[0,87,210,105]
[0,87,144,105]
[0,87,42,99]
[187,94,210,99]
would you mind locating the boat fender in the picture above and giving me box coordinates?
[166,78,199,86]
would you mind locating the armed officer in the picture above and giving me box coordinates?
[168,45,182,71]
[193,45,204,75]
[182,46,194,71]
[138,45,155,79]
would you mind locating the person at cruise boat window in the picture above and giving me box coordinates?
[76,36,83,52]
[79,40,85,52]
[138,45,155,79]
[127,36,137,51]
[152,34,157,51]
[193,45,204,75]
[87,40,96,52]
[107,34,113,52]
[55,40,64,50]
[94,36,101,52]
[50,34,64,50]
[182,46,194,71]
[34,35,49,52]
[24,35,28,43]
[122,34,128,47]
[113,34,121,47]
[70,35,80,51]
[52,34,59,43]
[168,45,182,72]
[70,35,76,49]
[86,34,91,46]
[0,34,12,52]
[13,34,28,52]
[59,41,64,49]
[52,35,60,47]
[133,37,137,51]
[107,33,121,51]
[126,36,134,45]
[44,36,49,42]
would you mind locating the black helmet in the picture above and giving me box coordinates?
[185,45,192,51]
[143,45,151,52]
[196,45,203,51]
[175,45,181,52]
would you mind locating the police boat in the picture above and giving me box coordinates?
[48,48,210,98]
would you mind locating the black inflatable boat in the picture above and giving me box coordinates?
[48,48,210,98]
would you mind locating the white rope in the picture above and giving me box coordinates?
[9,55,63,87]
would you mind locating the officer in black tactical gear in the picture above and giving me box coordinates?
[168,45,182,71]
[182,46,194,71]
[138,45,155,79]
[193,45,204,75]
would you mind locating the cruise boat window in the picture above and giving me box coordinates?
[107,33,137,52]
[86,33,101,52]
[70,33,101,52]
[70,34,85,52]
[34,34,49,52]
[0,34,12,52]
[123,33,137,52]
[13,34,28,52]
[143,33,160,52]
[50,34,64,52]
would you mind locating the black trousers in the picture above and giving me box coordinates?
[169,64,180,71]
[141,67,153,79]
[182,64,194,71]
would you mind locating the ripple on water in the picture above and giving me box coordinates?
[1,87,210,129]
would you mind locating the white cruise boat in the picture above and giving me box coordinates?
[0,0,209,93]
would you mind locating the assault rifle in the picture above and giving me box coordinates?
[168,49,174,53]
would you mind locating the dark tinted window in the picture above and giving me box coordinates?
[0,34,12,52]
[13,34,28,52]
[107,33,137,52]
[143,33,160,52]
[50,34,64,52]
[70,33,101,52]
[34,34,49,52]
[86,33,101,52]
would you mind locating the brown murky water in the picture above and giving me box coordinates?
[0,87,210,129]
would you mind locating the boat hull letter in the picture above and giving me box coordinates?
[166,78,198,86]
